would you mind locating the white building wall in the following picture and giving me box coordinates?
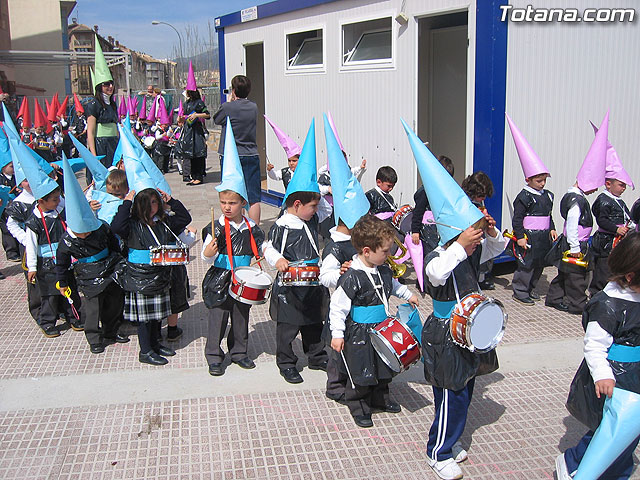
[503,0,640,230]
[223,0,473,202]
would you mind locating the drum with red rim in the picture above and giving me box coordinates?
[391,204,414,235]
[150,246,190,266]
[279,264,320,286]
[370,317,421,373]
[229,267,273,305]
[450,293,507,353]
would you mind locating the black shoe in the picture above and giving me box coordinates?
[0,271,5,280]
[530,291,541,300]
[90,343,105,354]
[139,351,168,366]
[69,321,84,332]
[7,255,21,262]
[373,401,402,413]
[183,176,191,182]
[154,345,176,357]
[479,280,496,290]
[233,357,256,369]
[41,325,60,338]
[512,294,535,305]
[280,367,303,384]
[166,326,183,342]
[546,302,569,312]
[208,363,225,376]
[353,414,373,428]
[104,334,130,344]
[308,361,328,372]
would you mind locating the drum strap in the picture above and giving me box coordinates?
[363,268,390,316]
[223,216,262,283]
[451,272,462,313]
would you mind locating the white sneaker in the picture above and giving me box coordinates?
[555,453,571,480]
[428,457,463,480]
[452,442,468,463]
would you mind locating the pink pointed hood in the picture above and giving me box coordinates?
[505,113,550,179]
[577,111,609,192]
[177,100,184,118]
[118,95,127,117]
[158,96,170,125]
[138,96,147,120]
[264,115,301,159]
[590,120,635,190]
[326,111,345,154]
[128,96,138,116]
[186,61,197,91]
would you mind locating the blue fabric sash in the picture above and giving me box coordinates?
[213,254,251,270]
[607,344,640,363]
[128,248,151,264]
[75,248,109,264]
[351,304,387,324]
[38,242,58,258]
[432,299,457,319]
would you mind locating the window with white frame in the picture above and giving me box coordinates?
[287,29,323,70]
[342,17,392,66]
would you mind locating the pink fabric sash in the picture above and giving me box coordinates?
[564,224,592,242]
[375,212,394,220]
[422,210,434,223]
[523,216,550,230]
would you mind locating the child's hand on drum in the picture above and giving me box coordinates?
[408,295,419,308]
[595,379,615,399]
[331,338,344,352]
[339,260,352,275]
[276,258,289,272]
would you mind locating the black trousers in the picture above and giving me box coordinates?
[589,256,610,297]
[153,151,170,174]
[81,282,124,346]
[326,349,348,400]
[39,292,81,328]
[25,272,41,321]
[546,269,589,313]
[344,380,391,417]
[512,266,544,299]
[204,297,251,364]
[187,156,206,182]
[276,322,327,371]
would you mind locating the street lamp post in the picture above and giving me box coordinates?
[151,20,184,86]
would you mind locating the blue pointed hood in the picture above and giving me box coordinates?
[323,114,368,229]
[401,119,483,245]
[120,131,156,195]
[284,119,320,202]
[13,135,58,200]
[5,129,26,185]
[68,133,108,191]
[0,128,12,170]
[2,103,19,138]
[3,104,53,175]
[118,124,171,195]
[216,117,248,203]
[52,155,85,173]
[62,154,102,233]
[123,113,132,131]
[91,189,123,224]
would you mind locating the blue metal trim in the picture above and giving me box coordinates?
[473,1,508,231]
[218,28,227,106]
[215,0,340,30]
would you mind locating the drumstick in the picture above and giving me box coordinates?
[250,256,264,267]
[83,181,94,193]
[425,219,464,232]
[340,351,356,389]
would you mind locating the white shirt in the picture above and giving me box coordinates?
[584,282,640,383]
[267,167,287,182]
[425,229,505,286]
[319,227,354,289]
[317,164,365,195]
[565,187,585,253]
[329,256,412,338]
[6,190,35,247]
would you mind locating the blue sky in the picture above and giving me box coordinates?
[73,0,272,59]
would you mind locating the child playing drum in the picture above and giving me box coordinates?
[329,215,418,428]
[202,120,266,376]
[402,119,505,480]
[263,120,331,384]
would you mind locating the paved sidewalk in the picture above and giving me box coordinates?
[0,154,636,479]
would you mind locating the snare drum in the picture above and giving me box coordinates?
[150,245,189,266]
[391,205,414,234]
[450,293,507,353]
[229,267,273,305]
[143,136,156,149]
[370,317,421,373]
[279,264,320,286]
